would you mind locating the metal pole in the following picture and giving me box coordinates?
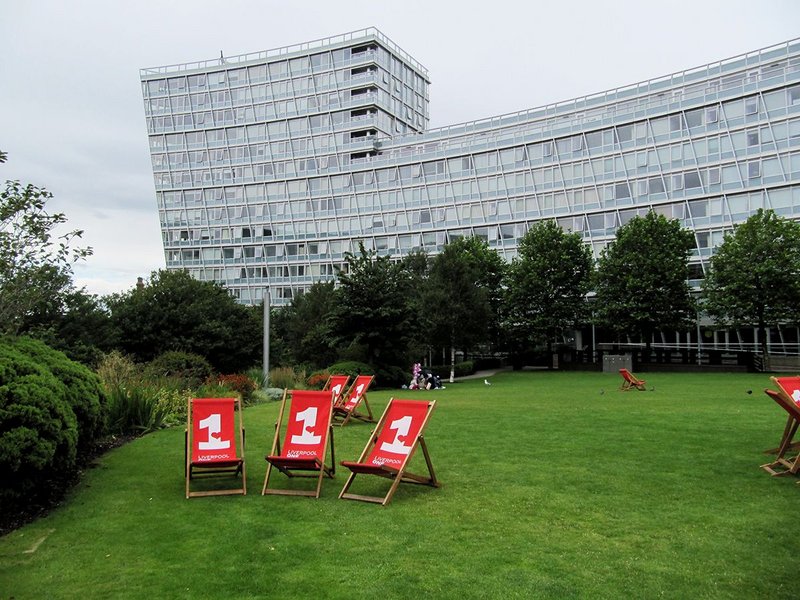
[263,289,270,387]
[696,312,702,366]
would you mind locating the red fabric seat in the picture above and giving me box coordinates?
[262,389,335,498]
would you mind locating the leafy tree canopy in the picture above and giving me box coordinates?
[0,152,91,336]
[106,270,260,372]
[702,209,800,353]
[279,280,340,369]
[595,211,696,346]
[424,237,499,352]
[504,220,594,349]
[335,243,411,368]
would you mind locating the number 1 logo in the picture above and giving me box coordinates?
[291,406,322,445]
[380,415,413,455]
[198,413,231,450]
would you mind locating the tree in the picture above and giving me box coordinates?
[594,211,696,351]
[423,237,504,381]
[503,220,593,364]
[22,289,114,367]
[335,243,411,369]
[280,281,340,369]
[702,209,800,357]
[0,152,91,336]
[106,270,260,372]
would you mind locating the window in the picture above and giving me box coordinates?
[747,130,759,146]
[745,96,759,115]
[649,176,665,194]
[685,109,703,129]
[708,167,721,185]
[788,85,800,106]
[543,141,553,157]
[684,171,702,189]
[706,106,719,123]
[616,125,633,143]
[748,161,761,178]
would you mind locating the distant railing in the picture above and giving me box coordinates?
[140,27,429,78]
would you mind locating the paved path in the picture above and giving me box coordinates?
[453,367,512,381]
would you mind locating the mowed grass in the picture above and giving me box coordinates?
[1,371,798,599]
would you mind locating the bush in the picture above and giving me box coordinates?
[106,384,172,435]
[258,388,286,402]
[327,361,374,381]
[213,374,258,404]
[96,351,140,389]
[11,337,108,454]
[269,366,306,390]
[144,351,213,389]
[306,370,330,390]
[0,339,80,510]
[245,367,267,389]
[430,360,475,378]
[375,365,408,388]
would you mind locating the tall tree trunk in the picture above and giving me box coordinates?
[449,345,455,383]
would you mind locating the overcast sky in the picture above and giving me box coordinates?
[2,0,798,296]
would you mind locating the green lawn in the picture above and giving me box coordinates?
[1,371,798,599]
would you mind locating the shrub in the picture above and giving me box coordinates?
[430,360,475,378]
[245,367,267,389]
[269,366,306,390]
[0,339,79,510]
[375,365,407,388]
[306,370,330,390]
[153,387,191,426]
[327,361,374,381]
[12,337,108,454]
[213,374,258,404]
[144,351,213,389]
[96,350,140,389]
[105,384,172,435]
[257,388,286,402]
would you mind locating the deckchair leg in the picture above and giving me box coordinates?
[262,462,275,495]
[419,437,439,487]
[338,472,357,499]
[382,470,405,506]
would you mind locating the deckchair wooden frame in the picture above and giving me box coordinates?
[333,375,375,426]
[619,368,647,391]
[760,377,800,478]
[262,389,336,498]
[323,374,350,408]
[185,397,246,499]
[339,398,439,506]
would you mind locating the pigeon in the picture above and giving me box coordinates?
[484,379,491,385]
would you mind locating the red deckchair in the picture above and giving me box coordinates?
[323,375,350,407]
[185,397,246,498]
[262,390,335,498]
[333,375,375,426]
[761,376,800,477]
[619,368,647,391]
[339,398,439,505]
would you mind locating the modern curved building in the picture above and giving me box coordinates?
[140,28,800,350]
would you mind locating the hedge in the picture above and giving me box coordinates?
[0,337,109,510]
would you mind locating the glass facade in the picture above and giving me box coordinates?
[140,29,800,307]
